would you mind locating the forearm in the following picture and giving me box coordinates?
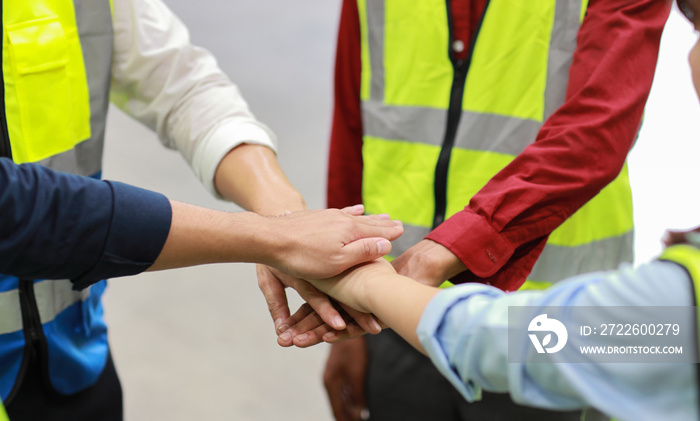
[149,201,277,271]
[364,275,438,352]
[312,265,439,352]
[214,144,306,215]
[150,203,403,279]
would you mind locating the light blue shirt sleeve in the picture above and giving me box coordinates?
[416,261,698,421]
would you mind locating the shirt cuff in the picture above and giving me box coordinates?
[417,285,498,402]
[72,181,172,289]
[426,209,514,278]
[192,119,278,198]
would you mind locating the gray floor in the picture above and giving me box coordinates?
[99,2,700,420]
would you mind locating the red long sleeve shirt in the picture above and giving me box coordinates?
[327,0,671,291]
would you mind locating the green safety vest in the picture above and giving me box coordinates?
[357,0,634,288]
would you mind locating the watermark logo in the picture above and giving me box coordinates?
[528,314,568,354]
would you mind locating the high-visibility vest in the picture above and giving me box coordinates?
[0,398,8,421]
[660,244,700,335]
[0,0,113,400]
[357,0,633,287]
[659,243,700,417]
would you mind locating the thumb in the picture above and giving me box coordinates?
[342,238,392,264]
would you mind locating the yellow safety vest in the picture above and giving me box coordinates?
[659,243,700,418]
[1,0,113,174]
[660,244,700,335]
[357,0,633,288]
[0,0,114,401]
[0,399,7,421]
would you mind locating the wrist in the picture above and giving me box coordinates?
[253,214,297,270]
[394,240,467,287]
[250,192,307,217]
[236,212,283,266]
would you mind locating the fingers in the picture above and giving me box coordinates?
[355,217,404,241]
[288,274,347,331]
[340,304,382,335]
[340,204,403,239]
[320,304,386,344]
[277,303,324,347]
[342,237,393,263]
[294,318,369,348]
[277,303,363,348]
[256,264,290,331]
[279,303,381,348]
[320,323,370,345]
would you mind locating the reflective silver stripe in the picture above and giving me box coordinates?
[363,100,541,156]
[34,280,91,324]
[36,0,113,177]
[543,0,584,120]
[0,280,91,336]
[366,0,385,102]
[362,100,447,145]
[451,112,541,155]
[35,140,103,177]
[0,290,22,336]
[529,231,634,284]
[387,220,632,285]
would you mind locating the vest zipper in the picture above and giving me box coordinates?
[0,0,11,160]
[5,280,48,403]
[19,280,43,346]
[432,0,490,229]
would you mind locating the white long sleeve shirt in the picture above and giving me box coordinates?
[110,0,277,195]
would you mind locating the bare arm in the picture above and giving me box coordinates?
[149,202,403,280]
[302,260,439,352]
[214,144,306,216]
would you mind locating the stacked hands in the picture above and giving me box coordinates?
[256,204,467,348]
[257,204,401,348]
[254,203,467,421]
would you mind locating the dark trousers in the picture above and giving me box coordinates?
[6,349,123,421]
[366,329,606,421]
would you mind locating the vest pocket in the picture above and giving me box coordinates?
[6,15,90,163]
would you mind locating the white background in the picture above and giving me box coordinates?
[100,2,699,420]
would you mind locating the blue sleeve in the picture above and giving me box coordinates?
[0,158,171,288]
[417,261,699,421]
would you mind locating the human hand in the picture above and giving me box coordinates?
[324,338,370,421]
[265,204,403,280]
[257,204,399,339]
[258,265,382,347]
[308,258,396,313]
[277,301,384,348]
[663,225,700,247]
[391,239,467,287]
[271,259,394,348]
